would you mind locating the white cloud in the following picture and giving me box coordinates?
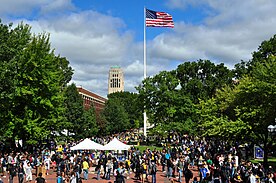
[155,0,276,66]
[124,60,143,77]
[38,11,133,66]
[3,0,276,97]
[3,8,138,97]
[40,0,75,14]
[0,0,74,17]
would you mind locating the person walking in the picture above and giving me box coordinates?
[166,157,173,179]
[24,162,33,183]
[35,172,46,183]
[56,172,64,183]
[184,165,193,183]
[1,155,7,178]
[18,163,25,183]
[151,161,157,183]
[82,158,89,180]
[115,170,125,183]
[69,171,77,183]
[8,163,16,183]
[177,158,185,183]
[105,160,112,180]
[95,159,101,180]
[44,155,51,176]
[141,160,147,183]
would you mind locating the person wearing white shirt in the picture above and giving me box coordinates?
[24,162,33,183]
[249,171,256,183]
[44,156,51,175]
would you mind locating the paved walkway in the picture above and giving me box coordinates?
[1,166,199,183]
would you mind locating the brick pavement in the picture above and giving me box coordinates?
[1,166,199,183]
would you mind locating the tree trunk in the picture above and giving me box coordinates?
[263,143,268,169]
[263,132,269,169]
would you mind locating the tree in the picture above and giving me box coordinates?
[102,98,129,134]
[107,91,143,128]
[0,21,32,143]
[63,83,85,139]
[136,60,233,134]
[197,92,249,141]
[137,70,183,124]
[0,21,73,146]
[252,34,276,65]
[234,34,276,79]
[233,55,276,167]
[63,83,98,139]
[176,59,233,103]
[199,55,276,167]
[82,106,98,137]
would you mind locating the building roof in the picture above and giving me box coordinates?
[110,65,121,69]
[76,86,107,102]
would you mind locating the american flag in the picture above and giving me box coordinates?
[146,9,174,28]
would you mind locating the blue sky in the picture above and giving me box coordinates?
[1,0,276,97]
[71,0,207,41]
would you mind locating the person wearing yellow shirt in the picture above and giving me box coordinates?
[125,159,131,173]
[82,159,89,180]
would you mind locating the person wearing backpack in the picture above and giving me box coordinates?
[184,165,193,183]
[177,158,185,183]
[18,163,25,183]
[192,177,199,183]
[56,172,63,183]
[8,163,17,183]
[151,161,157,183]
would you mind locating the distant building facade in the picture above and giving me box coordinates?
[77,86,107,114]
[108,66,124,94]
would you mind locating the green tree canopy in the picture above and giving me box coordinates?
[136,60,233,134]
[102,97,129,134]
[0,21,73,145]
[234,34,276,79]
[107,91,143,128]
[199,55,276,167]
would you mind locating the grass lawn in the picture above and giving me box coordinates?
[251,158,276,167]
[137,145,164,152]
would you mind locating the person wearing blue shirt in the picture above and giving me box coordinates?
[199,164,209,181]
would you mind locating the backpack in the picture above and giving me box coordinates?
[11,168,17,176]
[186,169,193,179]
[57,176,64,183]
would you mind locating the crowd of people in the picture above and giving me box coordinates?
[0,132,275,183]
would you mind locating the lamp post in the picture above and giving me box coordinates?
[198,68,206,85]
[198,69,203,80]
[268,125,276,133]
[266,123,276,168]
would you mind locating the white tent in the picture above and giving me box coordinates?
[103,137,130,151]
[71,138,104,150]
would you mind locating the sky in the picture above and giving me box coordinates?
[1,0,276,98]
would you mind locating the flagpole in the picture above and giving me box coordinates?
[143,7,147,137]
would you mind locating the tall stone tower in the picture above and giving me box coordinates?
[108,66,124,94]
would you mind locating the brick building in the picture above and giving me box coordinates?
[76,86,107,114]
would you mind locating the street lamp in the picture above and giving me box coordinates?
[198,69,203,80]
[268,125,276,133]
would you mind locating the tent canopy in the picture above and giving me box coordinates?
[71,138,104,150]
[103,137,130,151]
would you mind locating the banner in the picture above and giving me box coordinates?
[254,145,264,159]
